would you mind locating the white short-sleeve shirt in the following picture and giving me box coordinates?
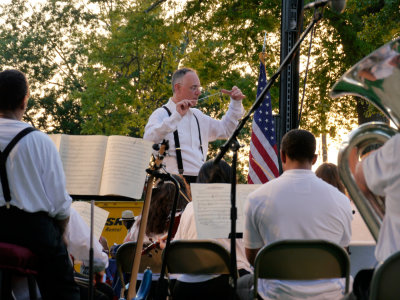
[244,169,353,299]
[0,118,71,220]
[363,133,400,262]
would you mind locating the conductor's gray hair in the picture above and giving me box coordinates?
[171,67,196,93]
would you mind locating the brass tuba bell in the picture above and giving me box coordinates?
[330,37,400,241]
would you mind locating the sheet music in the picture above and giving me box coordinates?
[100,136,153,199]
[191,183,262,239]
[59,135,108,195]
[71,201,109,241]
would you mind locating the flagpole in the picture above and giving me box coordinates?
[214,9,323,164]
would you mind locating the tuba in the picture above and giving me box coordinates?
[330,37,400,241]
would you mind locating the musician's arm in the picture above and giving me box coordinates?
[349,148,374,197]
[143,107,182,143]
[56,217,69,235]
[245,247,260,267]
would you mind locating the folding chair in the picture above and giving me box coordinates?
[369,250,400,300]
[253,239,350,300]
[115,241,162,298]
[162,240,232,276]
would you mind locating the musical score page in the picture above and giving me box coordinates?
[58,135,108,195]
[100,136,153,199]
[71,201,109,241]
[191,183,262,239]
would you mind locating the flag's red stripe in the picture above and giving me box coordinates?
[249,152,269,183]
[251,133,279,177]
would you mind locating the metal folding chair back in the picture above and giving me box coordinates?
[253,240,350,300]
[369,250,400,300]
[163,240,232,275]
[115,241,162,297]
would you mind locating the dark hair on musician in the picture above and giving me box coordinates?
[146,174,191,235]
[280,129,316,163]
[197,159,232,184]
[124,219,135,231]
[315,162,345,194]
[0,69,28,110]
[171,67,196,93]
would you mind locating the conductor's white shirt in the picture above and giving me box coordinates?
[143,98,244,176]
[0,118,71,220]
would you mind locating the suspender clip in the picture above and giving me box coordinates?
[6,202,10,209]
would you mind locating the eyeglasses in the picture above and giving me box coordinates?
[177,83,203,92]
[189,85,202,92]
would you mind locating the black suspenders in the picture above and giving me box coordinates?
[162,106,203,175]
[0,127,37,209]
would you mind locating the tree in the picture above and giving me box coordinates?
[0,0,100,133]
[78,0,186,136]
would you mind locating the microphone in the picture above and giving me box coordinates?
[304,0,346,14]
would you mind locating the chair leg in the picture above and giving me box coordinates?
[27,275,38,300]
[0,270,15,300]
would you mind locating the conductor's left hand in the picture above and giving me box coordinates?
[221,86,246,101]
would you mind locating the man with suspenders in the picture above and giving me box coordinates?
[144,67,245,183]
[0,69,80,299]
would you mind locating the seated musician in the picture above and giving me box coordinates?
[121,209,136,243]
[126,174,190,245]
[171,159,252,300]
[120,174,190,298]
[0,69,79,299]
[237,129,353,300]
[66,207,114,300]
[350,133,400,300]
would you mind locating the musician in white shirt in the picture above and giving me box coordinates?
[143,67,245,183]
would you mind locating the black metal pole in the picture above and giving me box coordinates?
[156,173,180,299]
[229,139,240,299]
[88,199,94,300]
[213,10,323,298]
[214,10,322,165]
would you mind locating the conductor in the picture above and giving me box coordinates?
[143,67,245,183]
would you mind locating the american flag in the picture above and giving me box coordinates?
[247,60,279,184]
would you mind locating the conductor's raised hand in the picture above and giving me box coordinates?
[221,86,246,101]
[176,99,197,116]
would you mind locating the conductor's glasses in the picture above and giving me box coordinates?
[178,83,202,92]
[189,85,202,92]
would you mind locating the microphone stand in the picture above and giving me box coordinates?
[213,9,323,297]
[88,199,95,300]
[153,172,180,300]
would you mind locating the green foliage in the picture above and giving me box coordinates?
[1,0,399,180]
[79,0,182,136]
[0,0,96,133]
[298,0,400,140]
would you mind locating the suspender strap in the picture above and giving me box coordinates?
[193,114,204,157]
[162,106,203,174]
[163,106,184,174]
[0,127,37,209]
